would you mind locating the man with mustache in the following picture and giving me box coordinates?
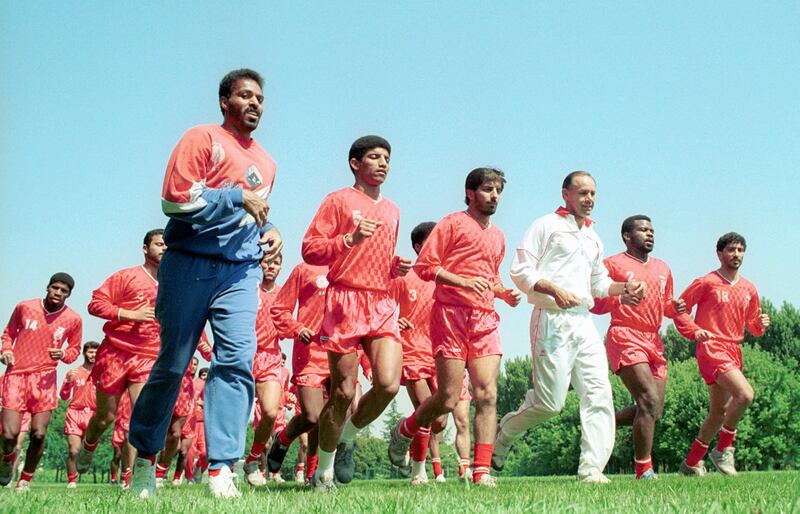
[493,171,646,483]
[675,232,770,477]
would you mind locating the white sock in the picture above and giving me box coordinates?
[316,448,336,479]
[412,460,427,477]
[340,417,360,443]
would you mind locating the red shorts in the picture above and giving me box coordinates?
[195,420,206,454]
[112,422,128,448]
[291,340,330,388]
[402,363,435,384]
[697,339,743,385]
[63,407,94,436]
[2,370,58,414]
[92,343,155,396]
[403,367,471,401]
[320,285,400,354]
[430,303,501,362]
[181,413,196,439]
[253,349,282,383]
[605,326,667,381]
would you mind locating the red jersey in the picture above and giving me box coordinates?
[414,211,505,311]
[393,270,435,368]
[193,377,205,422]
[301,187,400,292]
[176,370,196,415]
[270,263,329,376]
[256,284,282,353]
[1,299,82,375]
[674,271,765,343]
[591,252,679,332]
[88,266,160,358]
[60,366,96,410]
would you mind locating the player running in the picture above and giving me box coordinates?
[301,135,411,490]
[155,355,199,487]
[389,168,521,488]
[0,272,83,491]
[590,215,684,480]
[76,229,165,480]
[493,172,646,483]
[61,341,100,488]
[264,262,330,483]
[675,232,770,477]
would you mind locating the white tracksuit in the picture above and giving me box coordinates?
[498,211,615,475]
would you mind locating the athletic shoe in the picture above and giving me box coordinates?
[492,429,511,472]
[577,470,611,483]
[15,479,30,494]
[66,481,78,489]
[435,474,446,483]
[266,434,289,473]
[334,441,356,484]
[155,477,165,489]
[460,467,473,483]
[243,460,267,487]
[270,472,285,483]
[192,465,203,484]
[388,420,412,467]
[172,477,183,487]
[638,469,658,480]
[679,460,707,477]
[294,470,305,483]
[474,474,497,488]
[209,466,241,499]
[410,473,428,486]
[0,458,14,486]
[313,471,337,493]
[710,447,738,476]
[76,446,94,474]
[130,457,157,498]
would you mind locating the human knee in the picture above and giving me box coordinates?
[635,389,661,418]
[332,378,357,405]
[438,391,460,413]
[431,415,448,434]
[735,385,754,407]
[30,429,47,442]
[473,385,497,408]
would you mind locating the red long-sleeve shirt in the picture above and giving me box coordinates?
[60,365,96,410]
[392,270,435,368]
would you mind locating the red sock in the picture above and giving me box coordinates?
[400,414,422,438]
[111,472,118,482]
[278,430,294,447]
[472,443,493,483]
[2,452,15,462]
[173,468,183,481]
[634,457,653,478]
[458,457,470,477]
[67,471,78,484]
[432,458,442,477]
[198,455,208,471]
[140,454,157,465]
[717,424,737,451]
[685,438,709,467]
[122,468,132,487]
[295,463,305,472]
[83,439,99,452]
[246,440,267,463]
[20,471,34,482]
[306,454,319,479]
[208,468,222,478]
[155,464,168,479]
[184,465,194,481]
[410,427,431,462]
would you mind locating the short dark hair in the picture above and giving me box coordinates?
[218,69,264,115]
[348,136,391,172]
[620,215,651,237]
[144,228,164,246]
[281,352,287,360]
[562,171,594,190]
[199,367,209,376]
[83,341,100,352]
[411,222,436,248]
[464,167,506,205]
[716,232,747,252]
[192,356,199,362]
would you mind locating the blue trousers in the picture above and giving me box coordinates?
[128,249,260,468]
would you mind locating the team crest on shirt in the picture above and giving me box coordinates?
[315,275,329,290]
[52,326,65,344]
[211,142,226,166]
[351,210,363,226]
[658,275,667,295]
[246,166,263,189]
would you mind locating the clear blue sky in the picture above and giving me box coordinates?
[2,1,798,385]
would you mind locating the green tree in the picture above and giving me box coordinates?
[381,399,403,439]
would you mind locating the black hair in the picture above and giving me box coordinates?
[464,167,506,205]
[621,215,652,237]
[199,367,209,376]
[83,341,100,352]
[562,171,594,190]
[144,228,164,246]
[348,136,391,172]
[717,232,747,252]
[411,222,436,248]
[218,69,264,115]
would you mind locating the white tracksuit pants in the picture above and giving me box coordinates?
[498,308,615,475]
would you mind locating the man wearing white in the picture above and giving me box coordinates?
[492,171,646,483]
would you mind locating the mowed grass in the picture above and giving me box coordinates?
[1,471,798,513]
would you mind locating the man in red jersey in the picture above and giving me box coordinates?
[76,229,165,478]
[61,341,100,488]
[155,355,199,488]
[301,135,411,490]
[676,232,769,477]
[243,252,285,486]
[590,215,684,480]
[110,391,132,488]
[389,168,521,488]
[265,262,330,482]
[0,272,83,491]
[191,367,208,482]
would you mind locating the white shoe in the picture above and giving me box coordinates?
[15,479,30,493]
[474,474,497,488]
[172,477,183,486]
[710,447,738,476]
[209,466,241,499]
[155,477,165,489]
[294,471,305,483]
[410,473,428,486]
[130,458,157,498]
[243,461,266,487]
[271,473,285,483]
[66,481,77,489]
[460,468,473,483]
[313,471,337,493]
[435,474,446,483]
[577,470,610,484]
[492,428,511,472]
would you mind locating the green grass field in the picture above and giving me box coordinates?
[1,471,798,513]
